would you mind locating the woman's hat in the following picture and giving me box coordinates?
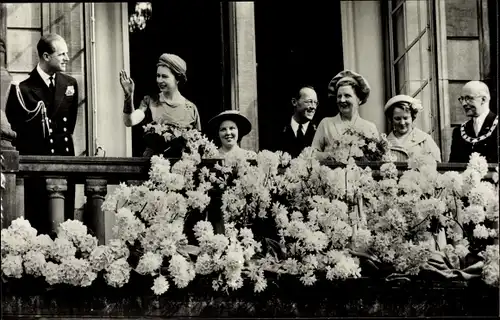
[157,53,187,82]
[208,110,252,138]
[328,70,371,105]
[384,94,423,114]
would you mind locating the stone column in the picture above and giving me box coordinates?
[46,178,68,234]
[0,32,21,227]
[85,179,107,244]
[228,2,259,152]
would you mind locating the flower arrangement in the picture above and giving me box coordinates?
[143,122,219,159]
[1,143,498,294]
[129,2,152,33]
[322,128,392,163]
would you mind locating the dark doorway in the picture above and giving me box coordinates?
[128,1,229,156]
[254,2,344,151]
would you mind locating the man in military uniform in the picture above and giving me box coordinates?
[272,84,318,158]
[6,33,79,233]
[449,81,498,164]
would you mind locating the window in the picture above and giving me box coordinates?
[4,3,89,156]
[385,0,440,142]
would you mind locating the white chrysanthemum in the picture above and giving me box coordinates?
[108,239,129,260]
[136,251,163,275]
[325,255,361,280]
[462,205,486,225]
[472,224,489,239]
[168,253,195,288]
[186,190,211,212]
[1,218,37,256]
[281,258,300,275]
[104,258,131,288]
[152,275,170,295]
[467,152,489,178]
[102,182,132,212]
[1,254,23,278]
[482,245,499,287]
[380,162,398,180]
[462,169,482,195]
[113,207,146,244]
[52,237,77,261]
[439,171,463,195]
[43,261,62,285]
[414,198,446,218]
[89,245,115,272]
[330,220,353,249]
[59,257,96,287]
[33,234,54,257]
[57,220,88,242]
[23,250,46,277]
[469,182,496,207]
[299,272,316,286]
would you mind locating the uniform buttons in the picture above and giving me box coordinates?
[63,117,67,122]
[63,128,67,132]
[66,148,69,152]
[64,137,68,142]
[49,129,53,133]
[50,139,53,143]
[51,149,55,154]
[48,119,52,123]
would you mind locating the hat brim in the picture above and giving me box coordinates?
[384,95,415,113]
[208,113,252,139]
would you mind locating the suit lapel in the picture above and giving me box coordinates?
[51,73,66,117]
[305,122,316,141]
[477,111,496,136]
[28,69,51,105]
[464,119,476,137]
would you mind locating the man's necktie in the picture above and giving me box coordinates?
[473,117,480,136]
[297,123,304,142]
[49,76,55,98]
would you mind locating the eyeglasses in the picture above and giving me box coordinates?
[301,99,319,107]
[458,95,483,103]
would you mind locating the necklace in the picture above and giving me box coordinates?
[460,116,498,144]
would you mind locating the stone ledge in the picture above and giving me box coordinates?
[2,276,498,318]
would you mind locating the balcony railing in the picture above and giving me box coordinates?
[1,147,497,244]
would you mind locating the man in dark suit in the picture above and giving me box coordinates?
[449,81,498,164]
[272,85,318,158]
[6,33,79,233]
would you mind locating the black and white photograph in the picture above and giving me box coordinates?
[1,1,499,318]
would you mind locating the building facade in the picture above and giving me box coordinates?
[2,1,497,161]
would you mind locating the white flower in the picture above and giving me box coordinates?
[43,262,62,285]
[136,251,163,275]
[2,254,23,278]
[59,257,96,287]
[482,245,499,286]
[33,234,54,257]
[108,239,130,260]
[472,224,489,239]
[152,275,170,295]
[462,205,486,225]
[57,220,88,243]
[168,254,195,288]
[186,190,211,212]
[23,251,46,277]
[380,162,398,179]
[299,272,316,286]
[104,258,131,288]
[89,245,115,272]
[52,237,77,261]
[467,153,489,178]
[113,207,146,244]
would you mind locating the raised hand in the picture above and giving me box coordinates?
[119,70,135,98]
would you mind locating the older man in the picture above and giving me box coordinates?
[272,84,318,158]
[449,81,498,163]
